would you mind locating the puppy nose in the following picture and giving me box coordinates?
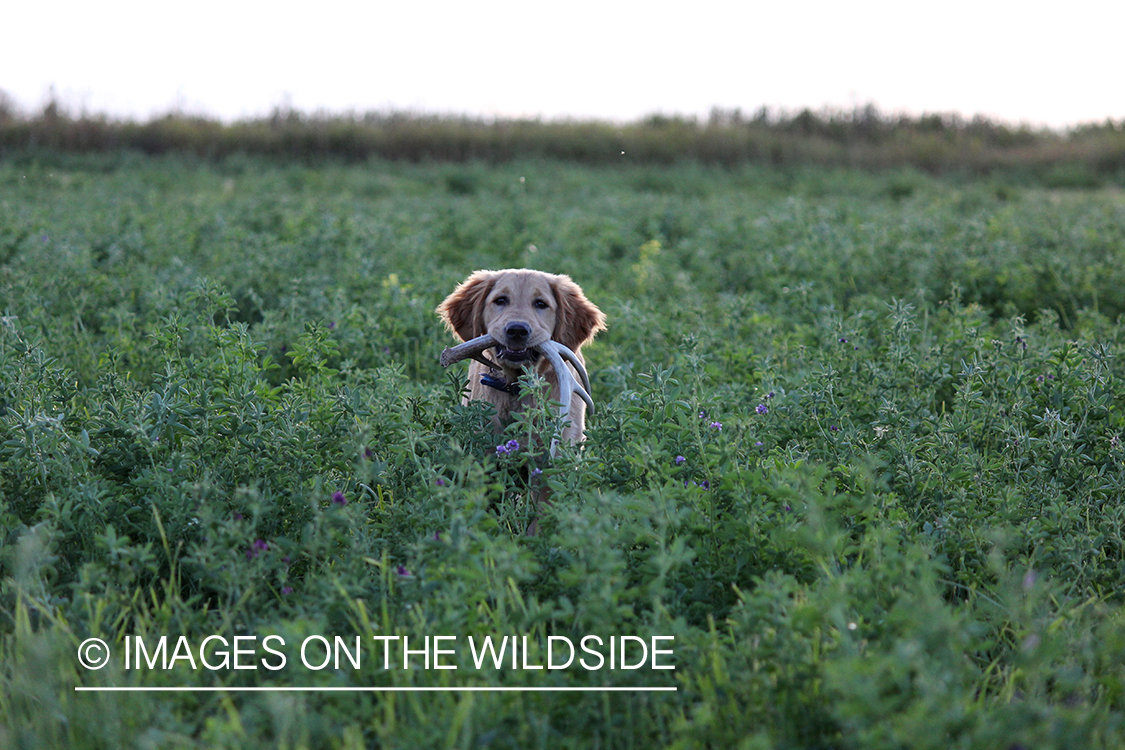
[505,322,531,343]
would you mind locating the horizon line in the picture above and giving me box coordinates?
[4,95,1120,133]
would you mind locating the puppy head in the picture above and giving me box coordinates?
[436,269,496,343]
[437,269,605,361]
[549,273,606,352]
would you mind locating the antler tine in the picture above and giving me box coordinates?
[440,334,498,368]
[550,341,591,395]
[539,341,594,459]
[538,340,595,417]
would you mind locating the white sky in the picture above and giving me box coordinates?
[3,0,1122,128]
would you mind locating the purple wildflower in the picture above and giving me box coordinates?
[754,441,764,448]
[829,424,839,432]
[327,321,336,330]
[254,539,269,551]
[766,391,775,399]
[756,404,768,415]
[530,468,542,478]
[675,455,686,466]
[435,478,447,486]
[433,531,441,541]
[839,337,848,344]
[506,439,520,452]
[282,586,293,595]
[710,421,723,431]
[247,539,268,559]
[365,447,374,460]
[331,491,348,506]
[396,565,411,577]
[233,512,244,521]
[496,444,508,456]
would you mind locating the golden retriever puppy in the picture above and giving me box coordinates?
[437,269,606,445]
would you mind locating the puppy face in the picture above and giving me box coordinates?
[438,269,606,367]
[479,270,558,365]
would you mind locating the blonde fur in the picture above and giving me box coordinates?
[437,268,606,444]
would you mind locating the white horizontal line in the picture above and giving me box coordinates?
[75,686,677,693]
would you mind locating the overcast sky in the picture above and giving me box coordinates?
[3,0,1122,128]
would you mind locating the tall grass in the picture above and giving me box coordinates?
[1,156,1124,748]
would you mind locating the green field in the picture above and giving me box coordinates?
[2,154,1124,748]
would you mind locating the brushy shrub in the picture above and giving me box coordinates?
[4,105,1125,186]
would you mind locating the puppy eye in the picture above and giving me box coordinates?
[493,296,508,306]
[533,299,550,310]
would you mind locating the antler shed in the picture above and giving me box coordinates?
[439,336,595,446]
[439,334,499,369]
[535,339,593,417]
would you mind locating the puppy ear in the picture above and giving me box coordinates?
[552,275,606,351]
[437,271,495,342]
